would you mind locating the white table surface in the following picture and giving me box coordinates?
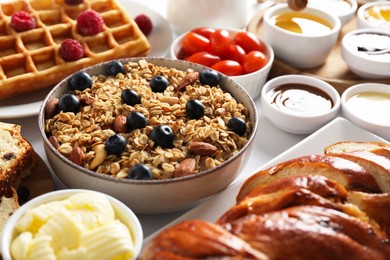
[2,0,312,239]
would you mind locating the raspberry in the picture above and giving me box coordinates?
[60,38,85,61]
[65,0,83,5]
[134,14,153,36]
[10,11,37,32]
[76,10,104,36]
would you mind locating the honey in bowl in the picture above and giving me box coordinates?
[272,12,333,35]
[266,83,334,115]
[364,5,390,28]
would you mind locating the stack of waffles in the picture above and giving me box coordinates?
[0,0,151,100]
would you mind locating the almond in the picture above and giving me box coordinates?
[174,158,196,177]
[48,135,60,149]
[78,95,95,106]
[113,115,128,133]
[177,71,199,91]
[69,147,84,166]
[45,98,59,118]
[188,141,218,156]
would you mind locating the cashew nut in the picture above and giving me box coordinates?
[89,144,107,170]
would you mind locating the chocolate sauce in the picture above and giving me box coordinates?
[355,33,390,55]
[267,83,333,115]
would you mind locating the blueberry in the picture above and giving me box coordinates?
[186,99,204,119]
[149,125,174,148]
[199,69,220,87]
[227,117,247,136]
[127,111,147,130]
[121,89,141,106]
[68,71,92,92]
[128,164,153,180]
[58,94,80,113]
[105,134,127,155]
[150,75,168,92]
[107,60,125,76]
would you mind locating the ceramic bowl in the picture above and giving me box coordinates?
[357,1,390,29]
[1,189,143,260]
[261,74,341,134]
[170,28,274,99]
[262,4,341,69]
[308,0,357,26]
[341,83,390,141]
[341,28,390,79]
[38,57,258,214]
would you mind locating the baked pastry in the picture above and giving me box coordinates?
[141,220,268,260]
[348,191,390,237]
[0,122,38,246]
[223,206,389,260]
[327,150,390,193]
[236,154,380,202]
[0,0,150,99]
[217,175,349,224]
[140,141,390,259]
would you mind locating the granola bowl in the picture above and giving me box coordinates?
[38,57,258,214]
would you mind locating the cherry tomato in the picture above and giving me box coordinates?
[242,51,268,74]
[186,51,221,67]
[191,27,216,39]
[176,47,189,60]
[209,29,232,57]
[225,44,246,63]
[181,32,210,55]
[234,31,265,53]
[211,60,242,76]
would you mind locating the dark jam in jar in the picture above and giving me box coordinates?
[267,83,334,115]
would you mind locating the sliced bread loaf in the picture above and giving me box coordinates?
[0,122,38,245]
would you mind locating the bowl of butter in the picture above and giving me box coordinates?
[1,189,143,260]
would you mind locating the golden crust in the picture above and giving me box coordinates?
[327,151,390,193]
[236,154,380,202]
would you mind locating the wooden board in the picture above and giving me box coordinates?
[17,154,54,205]
[247,6,390,94]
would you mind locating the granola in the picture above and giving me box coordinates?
[45,60,251,180]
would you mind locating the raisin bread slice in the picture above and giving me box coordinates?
[0,122,38,243]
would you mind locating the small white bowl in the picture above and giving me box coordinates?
[357,1,390,29]
[262,4,341,69]
[308,0,357,26]
[170,28,274,99]
[341,83,390,141]
[1,189,143,260]
[341,28,390,79]
[261,74,341,134]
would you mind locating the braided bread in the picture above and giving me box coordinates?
[140,141,390,259]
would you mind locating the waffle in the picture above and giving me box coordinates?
[0,0,151,100]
